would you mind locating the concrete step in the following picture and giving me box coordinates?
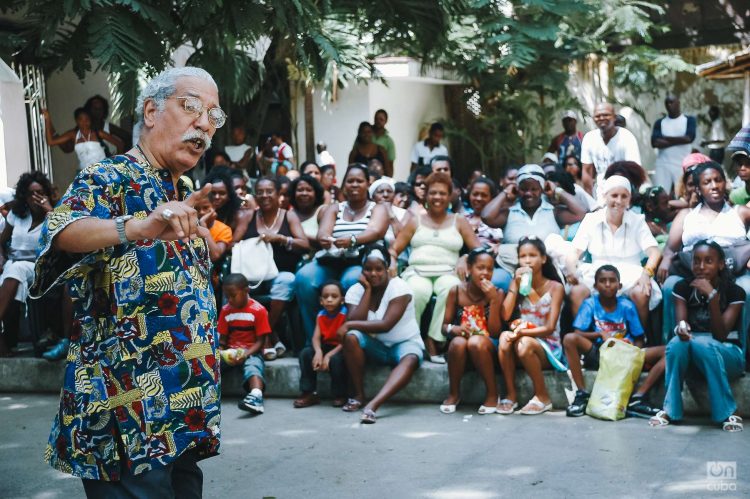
[1,357,747,416]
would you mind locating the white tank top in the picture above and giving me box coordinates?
[682,202,747,250]
[74,130,107,170]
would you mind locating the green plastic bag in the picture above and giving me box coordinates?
[585,338,645,421]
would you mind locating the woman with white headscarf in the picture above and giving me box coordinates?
[369,177,406,245]
[565,175,662,327]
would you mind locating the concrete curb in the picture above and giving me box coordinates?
[1,357,746,416]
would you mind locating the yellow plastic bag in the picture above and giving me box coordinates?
[585,338,645,421]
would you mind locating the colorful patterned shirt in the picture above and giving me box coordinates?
[31,154,220,481]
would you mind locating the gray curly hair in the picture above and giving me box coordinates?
[133,66,217,139]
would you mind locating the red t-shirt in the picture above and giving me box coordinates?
[218,298,271,349]
[317,306,347,346]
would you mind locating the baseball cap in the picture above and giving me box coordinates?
[561,110,577,121]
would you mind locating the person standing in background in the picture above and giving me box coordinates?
[410,123,448,171]
[372,109,396,176]
[652,95,696,196]
[548,110,583,168]
[701,106,727,165]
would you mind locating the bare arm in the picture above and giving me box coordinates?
[656,208,687,283]
[283,210,311,252]
[551,188,587,226]
[316,204,338,247]
[98,130,125,154]
[480,186,516,228]
[501,277,520,323]
[0,223,12,265]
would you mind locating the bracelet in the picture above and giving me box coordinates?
[707,289,718,302]
[554,187,564,202]
[643,266,655,278]
[507,289,516,294]
[444,324,454,334]
[286,236,293,251]
[349,234,357,248]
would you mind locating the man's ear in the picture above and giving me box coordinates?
[143,98,160,130]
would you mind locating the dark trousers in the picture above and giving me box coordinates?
[299,344,348,397]
[82,449,203,499]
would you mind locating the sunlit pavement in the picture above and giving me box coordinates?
[1,393,747,498]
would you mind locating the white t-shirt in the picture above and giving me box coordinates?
[225,144,251,163]
[274,142,294,161]
[410,141,449,166]
[6,211,42,261]
[580,127,641,199]
[345,277,423,347]
[574,184,598,212]
[572,209,657,267]
[655,115,692,170]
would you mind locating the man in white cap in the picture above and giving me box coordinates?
[548,110,583,168]
[580,103,641,200]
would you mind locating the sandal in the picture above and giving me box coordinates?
[649,410,670,427]
[360,408,377,424]
[342,398,363,412]
[428,354,446,364]
[722,415,743,432]
[518,398,552,415]
[496,399,518,415]
[332,397,347,408]
[478,403,497,415]
[439,399,460,414]
[263,348,277,361]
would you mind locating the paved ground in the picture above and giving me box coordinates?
[1,393,747,499]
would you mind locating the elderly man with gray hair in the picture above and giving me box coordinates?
[31,67,224,498]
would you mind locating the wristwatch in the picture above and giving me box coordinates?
[349,234,358,248]
[115,215,134,244]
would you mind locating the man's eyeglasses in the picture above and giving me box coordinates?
[172,96,226,129]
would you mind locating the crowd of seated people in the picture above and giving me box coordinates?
[4,99,748,433]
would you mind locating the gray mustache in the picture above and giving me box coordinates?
[182,130,212,150]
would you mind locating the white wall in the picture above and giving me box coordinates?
[368,80,448,181]
[45,64,111,190]
[294,78,450,183]
[0,58,30,189]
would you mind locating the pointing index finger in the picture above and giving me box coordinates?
[185,183,212,207]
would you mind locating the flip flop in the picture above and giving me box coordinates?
[428,354,446,364]
[439,399,460,414]
[360,408,377,424]
[496,399,518,415]
[342,398,363,412]
[518,398,552,415]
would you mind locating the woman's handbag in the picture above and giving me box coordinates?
[669,240,750,277]
[314,247,363,269]
[230,237,279,288]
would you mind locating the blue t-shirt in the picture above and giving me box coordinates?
[572,296,644,342]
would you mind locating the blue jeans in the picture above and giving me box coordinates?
[294,260,363,341]
[82,449,203,499]
[663,272,750,349]
[663,335,745,423]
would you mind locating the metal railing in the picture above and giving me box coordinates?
[10,62,53,182]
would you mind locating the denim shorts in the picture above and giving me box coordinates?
[268,271,295,301]
[347,330,424,366]
[241,354,265,383]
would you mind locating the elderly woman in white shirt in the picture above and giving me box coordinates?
[565,175,662,328]
[369,177,406,245]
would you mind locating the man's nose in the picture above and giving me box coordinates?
[194,109,211,132]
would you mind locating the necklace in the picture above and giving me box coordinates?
[261,209,281,231]
[346,202,368,219]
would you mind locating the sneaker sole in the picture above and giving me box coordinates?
[626,409,655,420]
[237,402,265,414]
